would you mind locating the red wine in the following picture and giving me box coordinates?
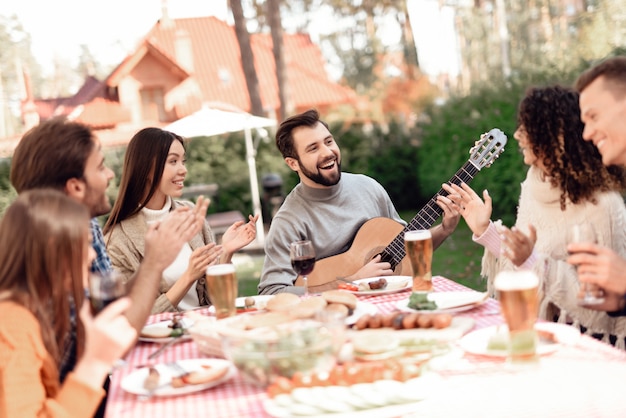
[90,296,117,315]
[292,256,315,276]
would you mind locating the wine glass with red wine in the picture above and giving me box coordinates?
[88,270,126,315]
[290,240,316,295]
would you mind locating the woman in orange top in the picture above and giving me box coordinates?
[0,189,137,417]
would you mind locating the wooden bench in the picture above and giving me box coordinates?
[206,210,245,243]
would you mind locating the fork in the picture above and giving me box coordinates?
[166,362,189,378]
[147,330,187,360]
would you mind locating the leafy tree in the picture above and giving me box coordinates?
[0,15,42,136]
[416,64,590,226]
[0,159,17,216]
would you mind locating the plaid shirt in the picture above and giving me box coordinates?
[59,219,113,382]
[90,218,113,275]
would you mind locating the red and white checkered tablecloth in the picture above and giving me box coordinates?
[105,276,626,418]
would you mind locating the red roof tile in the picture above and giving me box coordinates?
[143,16,356,114]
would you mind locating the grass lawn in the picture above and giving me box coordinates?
[235,215,487,297]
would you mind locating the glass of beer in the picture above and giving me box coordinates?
[205,264,238,319]
[567,223,605,305]
[494,270,540,366]
[404,230,433,292]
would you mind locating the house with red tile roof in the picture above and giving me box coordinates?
[3,14,356,155]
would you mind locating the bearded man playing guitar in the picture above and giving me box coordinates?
[258,109,462,295]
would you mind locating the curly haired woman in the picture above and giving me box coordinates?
[443,85,626,348]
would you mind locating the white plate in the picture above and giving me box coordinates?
[139,318,194,343]
[395,291,489,314]
[347,276,412,296]
[208,295,275,314]
[120,358,236,397]
[346,302,378,326]
[458,322,581,357]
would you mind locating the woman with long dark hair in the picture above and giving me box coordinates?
[104,127,257,313]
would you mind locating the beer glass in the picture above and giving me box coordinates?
[205,264,238,319]
[568,223,605,305]
[494,270,539,365]
[404,230,433,292]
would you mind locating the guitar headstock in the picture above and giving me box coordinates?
[468,128,507,170]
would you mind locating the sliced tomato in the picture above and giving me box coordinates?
[338,283,359,291]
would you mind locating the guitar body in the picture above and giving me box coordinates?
[295,218,412,292]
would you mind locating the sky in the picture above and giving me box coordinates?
[2,0,454,79]
[2,0,229,74]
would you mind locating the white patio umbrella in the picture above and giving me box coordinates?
[165,104,277,246]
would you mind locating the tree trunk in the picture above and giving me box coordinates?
[229,0,264,116]
[267,0,289,121]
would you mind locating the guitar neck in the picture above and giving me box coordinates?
[381,160,480,268]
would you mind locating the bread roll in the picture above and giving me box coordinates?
[324,303,349,318]
[265,293,301,312]
[246,312,291,329]
[298,295,327,311]
[321,290,358,311]
[140,326,172,339]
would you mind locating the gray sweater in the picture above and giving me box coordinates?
[259,173,405,295]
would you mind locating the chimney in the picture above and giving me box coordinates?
[160,0,174,29]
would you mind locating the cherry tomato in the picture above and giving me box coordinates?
[338,283,359,291]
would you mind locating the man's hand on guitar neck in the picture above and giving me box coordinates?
[432,190,462,248]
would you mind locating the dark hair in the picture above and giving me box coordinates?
[103,127,185,234]
[0,189,89,362]
[10,118,96,193]
[575,56,626,96]
[517,85,626,209]
[275,109,330,159]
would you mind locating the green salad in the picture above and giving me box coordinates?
[407,292,438,311]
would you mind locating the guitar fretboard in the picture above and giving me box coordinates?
[380,160,480,268]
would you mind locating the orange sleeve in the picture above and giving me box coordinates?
[0,302,103,418]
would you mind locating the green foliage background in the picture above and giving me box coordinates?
[0,59,609,229]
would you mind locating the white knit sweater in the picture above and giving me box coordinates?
[479,166,626,348]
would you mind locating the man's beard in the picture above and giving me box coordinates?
[298,158,341,187]
[84,185,111,218]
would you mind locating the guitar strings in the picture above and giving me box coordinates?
[384,161,479,268]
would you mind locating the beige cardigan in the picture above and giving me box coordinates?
[104,199,215,314]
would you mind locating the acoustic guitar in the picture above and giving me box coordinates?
[297,128,508,292]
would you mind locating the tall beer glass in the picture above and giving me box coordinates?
[205,264,238,319]
[494,271,539,365]
[404,230,433,292]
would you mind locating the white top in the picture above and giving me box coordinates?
[142,198,199,309]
